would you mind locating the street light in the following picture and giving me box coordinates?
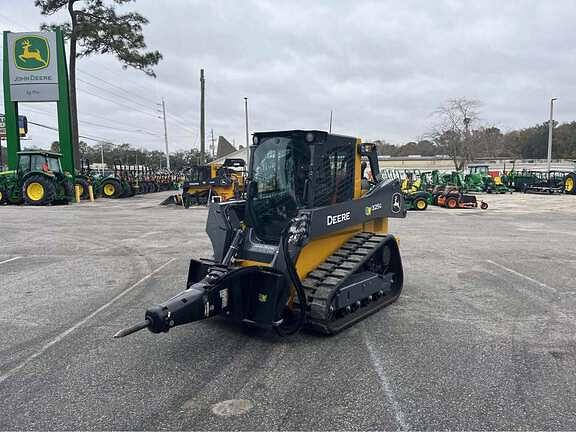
[547,97,557,173]
[244,97,249,166]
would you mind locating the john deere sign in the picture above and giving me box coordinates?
[7,32,59,102]
[3,29,73,174]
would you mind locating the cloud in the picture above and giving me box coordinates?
[1,0,575,151]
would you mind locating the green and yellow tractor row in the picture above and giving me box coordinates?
[73,159,182,200]
[0,150,74,206]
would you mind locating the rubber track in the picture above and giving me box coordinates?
[299,232,399,334]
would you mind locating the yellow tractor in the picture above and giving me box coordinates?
[116,130,406,338]
[181,158,245,207]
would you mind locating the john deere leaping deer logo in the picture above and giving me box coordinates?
[14,36,50,71]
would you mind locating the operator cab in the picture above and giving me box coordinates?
[468,165,490,175]
[17,151,63,175]
[246,130,357,245]
[186,165,212,185]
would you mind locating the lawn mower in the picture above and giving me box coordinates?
[435,186,488,209]
[400,172,430,211]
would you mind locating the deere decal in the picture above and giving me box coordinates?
[14,36,50,71]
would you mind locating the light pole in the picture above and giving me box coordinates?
[547,97,557,173]
[100,141,105,174]
[244,97,249,166]
[161,98,170,170]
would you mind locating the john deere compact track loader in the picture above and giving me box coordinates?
[181,158,246,207]
[115,130,406,338]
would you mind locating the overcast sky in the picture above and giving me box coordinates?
[1,0,575,153]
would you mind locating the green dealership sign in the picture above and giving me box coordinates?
[7,32,58,102]
[3,30,75,175]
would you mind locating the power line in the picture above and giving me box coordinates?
[22,100,163,136]
[77,68,159,106]
[165,115,197,134]
[77,76,158,112]
[78,87,160,120]
[82,62,159,98]
[20,106,161,137]
[25,119,114,143]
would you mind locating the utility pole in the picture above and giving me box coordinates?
[244,97,249,165]
[463,117,471,171]
[210,128,215,158]
[200,69,206,164]
[100,142,104,175]
[161,98,170,170]
[547,97,558,173]
[329,110,333,134]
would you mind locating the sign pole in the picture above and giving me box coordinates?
[3,31,21,170]
[55,28,74,177]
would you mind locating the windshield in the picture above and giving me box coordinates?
[47,157,62,173]
[470,166,488,174]
[187,165,211,183]
[30,155,48,171]
[247,136,310,243]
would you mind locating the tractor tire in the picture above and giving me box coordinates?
[22,175,56,206]
[564,173,575,195]
[100,179,122,199]
[75,178,90,200]
[414,197,428,211]
[0,188,7,205]
[121,183,133,198]
[61,179,74,203]
[446,196,458,209]
[480,202,489,210]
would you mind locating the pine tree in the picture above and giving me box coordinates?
[35,0,162,169]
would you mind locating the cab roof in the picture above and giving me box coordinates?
[252,130,356,141]
[18,150,62,157]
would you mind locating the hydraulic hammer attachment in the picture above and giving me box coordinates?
[113,263,291,338]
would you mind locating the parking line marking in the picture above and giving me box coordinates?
[486,260,557,293]
[0,256,21,266]
[0,258,176,385]
[364,331,409,431]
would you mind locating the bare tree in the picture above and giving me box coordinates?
[430,98,481,170]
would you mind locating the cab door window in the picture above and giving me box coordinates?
[314,146,355,206]
[18,155,31,173]
[30,155,49,171]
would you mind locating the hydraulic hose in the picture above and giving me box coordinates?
[275,223,308,336]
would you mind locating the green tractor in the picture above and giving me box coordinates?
[0,150,74,206]
[465,164,512,194]
[75,158,103,200]
[98,160,135,199]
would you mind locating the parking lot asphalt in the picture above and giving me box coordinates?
[1,191,575,430]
